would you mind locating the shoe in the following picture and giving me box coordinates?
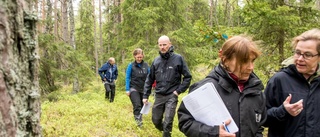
[162,131,171,137]
[136,119,143,127]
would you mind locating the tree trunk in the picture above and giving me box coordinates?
[93,0,99,77]
[54,0,58,40]
[46,0,53,33]
[0,0,41,136]
[62,0,69,43]
[316,0,320,10]
[209,0,213,27]
[99,0,102,75]
[40,0,46,33]
[69,0,76,49]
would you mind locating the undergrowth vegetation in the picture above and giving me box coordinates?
[41,80,186,137]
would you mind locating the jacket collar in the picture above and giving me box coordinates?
[207,63,263,95]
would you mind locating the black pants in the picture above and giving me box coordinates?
[152,93,178,137]
[104,82,115,102]
[129,90,144,117]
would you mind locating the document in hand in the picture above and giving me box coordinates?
[140,102,153,114]
[182,82,239,133]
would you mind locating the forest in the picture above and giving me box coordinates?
[1,0,320,136]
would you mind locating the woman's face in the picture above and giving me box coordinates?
[294,40,320,78]
[134,53,144,63]
[225,54,256,81]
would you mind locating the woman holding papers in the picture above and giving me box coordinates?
[125,48,149,127]
[178,35,267,137]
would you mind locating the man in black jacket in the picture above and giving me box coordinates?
[143,35,192,137]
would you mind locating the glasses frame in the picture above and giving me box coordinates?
[293,50,319,60]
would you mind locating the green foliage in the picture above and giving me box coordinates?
[38,32,95,95]
[41,80,186,137]
[241,1,320,79]
[76,0,95,65]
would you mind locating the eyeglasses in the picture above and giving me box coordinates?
[293,50,319,60]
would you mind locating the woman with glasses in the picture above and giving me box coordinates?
[264,28,320,137]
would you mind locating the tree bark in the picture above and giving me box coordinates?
[69,0,76,49]
[46,0,53,33]
[61,0,69,43]
[0,0,41,136]
[54,0,58,40]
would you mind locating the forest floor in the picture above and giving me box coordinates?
[41,80,268,137]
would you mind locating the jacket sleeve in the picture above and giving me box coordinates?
[125,63,132,92]
[114,65,118,80]
[176,56,192,94]
[264,76,290,127]
[98,63,108,80]
[178,101,219,137]
[177,82,219,137]
[143,61,155,99]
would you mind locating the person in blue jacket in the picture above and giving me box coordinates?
[264,28,320,137]
[125,48,149,127]
[98,57,118,102]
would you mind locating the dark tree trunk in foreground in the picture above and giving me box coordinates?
[0,0,41,136]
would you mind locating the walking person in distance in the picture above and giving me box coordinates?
[98,57,118,103]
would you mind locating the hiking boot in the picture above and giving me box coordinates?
[163,131,171,137]
[134,115,143,127]
[136,119,143,127]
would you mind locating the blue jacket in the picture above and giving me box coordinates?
[125,61,150,93]
[264,64,320,137]
[98,62,118,82]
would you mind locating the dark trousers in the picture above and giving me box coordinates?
[104,82,115,102]
[152,93,178,137]
[129,90,144,117]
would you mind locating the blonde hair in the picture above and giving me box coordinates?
[292,28,320,54]
[108,57,115,63]
[220,35,261,71]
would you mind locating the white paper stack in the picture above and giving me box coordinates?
[182,82,239,133]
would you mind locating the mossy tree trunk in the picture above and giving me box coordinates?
[0,0,41,136]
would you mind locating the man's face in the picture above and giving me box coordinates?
[158,39,171,54]
[109,60,115,65]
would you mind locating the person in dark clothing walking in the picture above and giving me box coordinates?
[125,48,149,127]
[143,35,192,137]
[178,35,266,137]
[98,57,118,102]
[264,28,320,137]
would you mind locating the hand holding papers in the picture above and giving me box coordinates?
[140,102,153,114]
[182,83,239,133]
